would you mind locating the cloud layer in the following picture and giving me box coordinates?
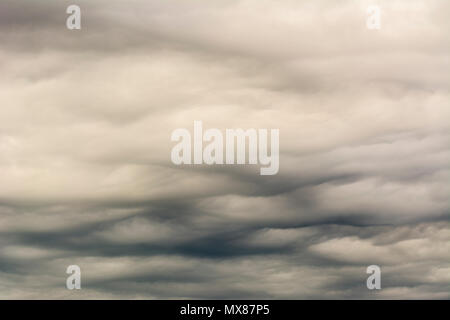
[0,0,449,299]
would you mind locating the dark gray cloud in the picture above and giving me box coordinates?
[0,0,449,299]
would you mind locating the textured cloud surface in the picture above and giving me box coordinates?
[0,0,449,299]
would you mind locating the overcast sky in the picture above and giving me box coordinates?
[0,0,449,299]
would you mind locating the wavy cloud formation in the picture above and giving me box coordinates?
[0,0,448,299]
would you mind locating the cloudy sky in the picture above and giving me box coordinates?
[0,0,449,299]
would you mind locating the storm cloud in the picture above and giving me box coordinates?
[0,0,449,299]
